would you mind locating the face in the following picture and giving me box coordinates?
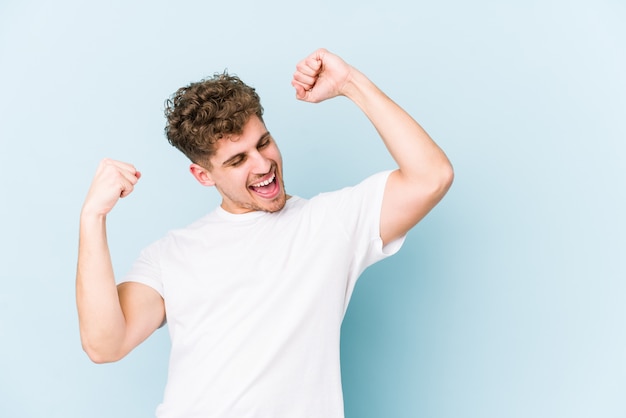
[190,116,287,214]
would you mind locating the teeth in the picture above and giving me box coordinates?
[252,174,275,188]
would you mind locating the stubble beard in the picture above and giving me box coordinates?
[255,176,287,213]
[219,177,287,214]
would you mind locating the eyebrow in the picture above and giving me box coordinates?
[221,132,271,167]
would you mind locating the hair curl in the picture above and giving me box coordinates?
[164,72,264,167]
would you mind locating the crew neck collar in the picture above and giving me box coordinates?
[214,205,268,222]
[213,196,300,222]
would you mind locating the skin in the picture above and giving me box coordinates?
[76,48,454,363]
[290,49,454,245]
[189,116,287,214]
[76,159,164,363]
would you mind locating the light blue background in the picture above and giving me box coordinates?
[1,0,625,417]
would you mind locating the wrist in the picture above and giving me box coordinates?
[340,70,381,109]
[80,206,108,225]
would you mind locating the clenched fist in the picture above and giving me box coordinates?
[291,48,354,104]
[81,158,141,218]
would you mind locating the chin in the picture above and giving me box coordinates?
[263,197,287,213]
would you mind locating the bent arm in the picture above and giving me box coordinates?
[76,214,126,362]
[292,49,454,245]
[76,159,164,363]
[76,216,164,363]
[342,70,454,245]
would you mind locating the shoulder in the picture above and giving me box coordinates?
[138,210,218,253]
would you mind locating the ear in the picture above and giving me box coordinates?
[189,163,215,187]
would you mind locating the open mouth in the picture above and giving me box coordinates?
[249,173,279,198]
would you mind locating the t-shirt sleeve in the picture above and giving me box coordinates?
[317,170,407,276]
[119,240,165,298]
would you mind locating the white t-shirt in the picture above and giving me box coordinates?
[123,171,405,418]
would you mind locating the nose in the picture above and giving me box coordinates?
[250,149,272,174]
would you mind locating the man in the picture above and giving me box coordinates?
[76,48,453,417]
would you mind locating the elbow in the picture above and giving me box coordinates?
[398,159,454,204]
[83,347,124,364]
[86,354,112,365]
[81,339,125,364]
[431,160,454,200]
[441,161,454,193]
[85,353,115,365]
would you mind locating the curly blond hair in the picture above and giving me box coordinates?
[164,72,264,167]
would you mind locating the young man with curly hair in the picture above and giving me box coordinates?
[76,48,453,417]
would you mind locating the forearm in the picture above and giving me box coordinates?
[76,214,127,363]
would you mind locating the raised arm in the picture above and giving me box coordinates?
[291,48,454,245]
[76,158,164,363]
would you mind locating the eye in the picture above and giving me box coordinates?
[229,156,246,167]
[258,137,271,149]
